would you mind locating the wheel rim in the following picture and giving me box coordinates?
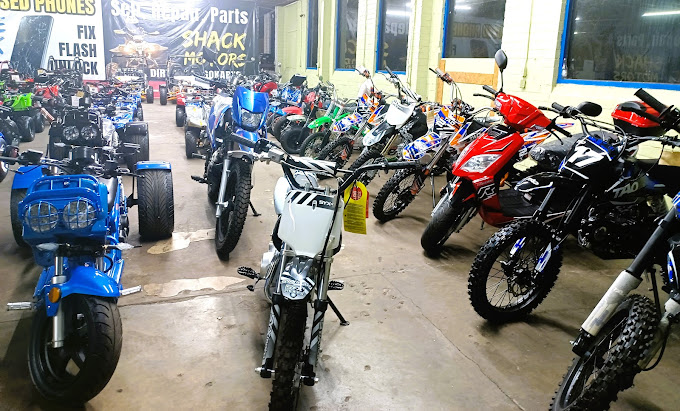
[485,235,552,310]
[359,157,383,185]
[216,167,237,243]
[303,137,325,157]
[558,312,628,407]
[382,172,417,214]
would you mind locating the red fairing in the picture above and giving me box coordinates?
[35,85,59,98]
[453,132,524,180]
[259,81,278,95]
[282,106,302,115]
[176,93,186,106]
[303,91,317,104]
[611,101,660,128]
[494,93,551,130]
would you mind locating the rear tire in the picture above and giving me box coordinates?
[279,125,309,154]
[159,86,168,105]
[137,168,175,240]
[18,116,35,142]
[0,138,9,183]
[11,188,29,248]
[175,106,185,127]
[214,160,251,260]
[317,136,353,168]
[269,301,307,411]
[146,86,154,104]
[124,132,150,171]
[468,219,562,322]
[373,168,422,222]
[271,116,288,139]
[28,295,122,405]
[348,149,384,186]
[33,112,45,133]
[299,131,330,158]
[551,295,657,410]
[185,128,199,158]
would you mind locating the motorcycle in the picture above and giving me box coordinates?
[278,81,334,154]
[231,134,418,410]
[268,75,308,138]
[419,50,575,255]
[550,89,680,410]
[2,138,173,404]
[0,105,19,182]
[467,94,680,323]
[183,91,214,158]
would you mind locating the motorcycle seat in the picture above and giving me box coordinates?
[100,178,118,211]
[498,188,538,218]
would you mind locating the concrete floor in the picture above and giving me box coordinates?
[1,103,679,410]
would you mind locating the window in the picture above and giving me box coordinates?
[307,0,319,69]
[336,0,359,69]
[377,0,411,72]
[443,0,506,58]
[561,0,680,86]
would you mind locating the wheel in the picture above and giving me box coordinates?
[135,106,144,121]
[269,301,307,411]
[271,116,288,139]
[279,125,309,154]
[299,131,331,158]
[33,111,45,133]
[0,138,9,183]
[214,160,252,260]
[28,295,122,405]
[175,106,185,127]
[137,168,175,240]
[551,295,657,411]
[18,116,35,142]
[11,188,29,248]
[146,86,154,103]
[317,136,353,168]
[467,219,563,322]
[48,134,66,160]
[266,112,278,129]
[348,149,384,186]
[185,128,199,159]
[373,167,422,222]
[124,132,150,170]
[420,189,476,255]
[159,86,168,105]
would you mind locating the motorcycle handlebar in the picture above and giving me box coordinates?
[482,85,497,96]
[229,133,258,149]
[635,88,668,114]
[473,93,495,100]
[551,102,566,112]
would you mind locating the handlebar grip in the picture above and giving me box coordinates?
[229,133,258,149]
[473,93,494,100]
[482,85,497,96]
[551,102,566,112]
[552,124,572,138]
[635,88,668,114]
[384,161,419,170]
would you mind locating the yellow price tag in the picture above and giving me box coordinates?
[76,91,85,98]
[343,182,368,234]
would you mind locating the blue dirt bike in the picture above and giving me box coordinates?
[3,145,174,405]
[191,77,270,260]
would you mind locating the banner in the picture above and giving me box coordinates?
[0,0,106,80]
[102,0,255,81]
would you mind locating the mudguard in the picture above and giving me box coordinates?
[124,121,148,135]
[282,106,302,115]
[308,115,335,129]
[136,161,171,170]
[285,114,307,123]
[11,165,44,190]
[42,264,121,316]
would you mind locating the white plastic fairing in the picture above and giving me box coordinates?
[273,173,320,215]
[385,102,416,126]
[278,190,343,257]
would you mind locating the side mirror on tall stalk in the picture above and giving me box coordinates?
[494,49,507,92]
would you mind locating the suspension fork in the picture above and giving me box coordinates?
[215,148,232,219]
[302,255,333,386]
[51,256,66,348]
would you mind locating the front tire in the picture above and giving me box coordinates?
[373,167,422,222]
[271,116,288,139]
[135,106,144,121]
[146,86,154,104]
[299,131,330,158]
[137,169,175,240]
[159,86,168,105]
[175,106,185,127]
[348,149,385,186]
[551,295,657,410]
[317,136,353,168]
[18,116,35,142]
[215,160,252,260]
[0,138,9,183]
[468,219,562,322]
[269,301,307,411]
[279,124,309,154]
[11,188,29,248]
[185,128,199,158]
[33,111,45,133]
[28,295,122,405]
[420,190,476,255]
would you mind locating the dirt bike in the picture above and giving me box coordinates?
[419,50,575,255]
[278,81,334,154]
[551,89,680,410]
[232,134,417,410]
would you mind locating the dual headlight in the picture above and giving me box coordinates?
[241,110,262,129]
[25,199,96,233]
[62,126,99,142]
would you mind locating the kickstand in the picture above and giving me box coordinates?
[249,201,261,217]
[328,298,350,326]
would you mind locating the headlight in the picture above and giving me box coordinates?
[241,110,262,129]
[460,154,501,173]
[80,126,98,141]
[62,199,97,230]
[63,126,80,142]
[25,202,59,233]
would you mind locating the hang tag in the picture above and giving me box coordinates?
[343,182,369,234]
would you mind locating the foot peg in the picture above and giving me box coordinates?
[328,280,344,291]
[191,175,207,183]
[7,302,35,311]
[191,153,207,160]
[238,266,259,279]
[121,285,142,296]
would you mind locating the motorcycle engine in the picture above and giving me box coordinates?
[577,199,665,259]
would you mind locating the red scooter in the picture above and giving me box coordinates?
[420,50,575,255]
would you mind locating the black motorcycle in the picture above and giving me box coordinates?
[551,89,680,410]
[467,97,680,323]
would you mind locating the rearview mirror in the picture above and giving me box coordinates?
[494,49,508,72]
[576,101,602,117]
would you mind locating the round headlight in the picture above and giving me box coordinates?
[25,202,59,233]
[63,126,79,142]
[80,126,98,141]
[62,199,96,230]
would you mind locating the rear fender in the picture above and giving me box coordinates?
[124,121,148,135]
[42,264,121,317]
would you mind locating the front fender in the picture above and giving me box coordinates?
[308,116,333,129]
[515,172,579,205]
[44,265,121,316]
[136,161,171,171]
[12,165,44,190]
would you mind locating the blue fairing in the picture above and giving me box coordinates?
[233,128,259,152]
[135,161,172,170]
[11,165,45,190]
[232,86,269,132]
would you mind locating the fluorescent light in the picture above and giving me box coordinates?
[642,10,680,17]
[455,5,471,10]
[387,10,410,17]
[575,17,580,20]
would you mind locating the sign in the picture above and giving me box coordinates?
[343,182,369,235]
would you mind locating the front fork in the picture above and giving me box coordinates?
[51,256,66,348]
[215,154,232,218]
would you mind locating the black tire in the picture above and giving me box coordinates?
[317,136,353,169]
[373,167,422,222]
[269,301,307,411]
[299,131,330,158]
[348,149,384,186]
[159,86,168,105]
[137,168,175,240]
[420,191,476,255]
[124,132,150,171]
[146,86,154,104]
[551,295,657,411]
[28,295,122,405]
[175,106,185,127]
[214,160,251,260]
[135,105,144,121]
[279,125,309,154]
[33,111,45,133]
[266,112,278,129]
[0,138,9,183]
[185,128,199,159]
[271,116,288,139]
[18,116,35,142]
[11,188,29,248]
[468,219,562,322]
[48,134,66,160]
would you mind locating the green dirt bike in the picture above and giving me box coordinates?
[297,91,356,158]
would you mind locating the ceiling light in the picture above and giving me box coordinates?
[455,5,471,10]
[387,10,410,17]
[642,10,680,17]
